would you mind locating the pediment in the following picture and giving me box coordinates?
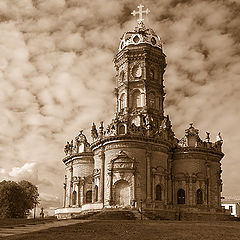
[111,151,135,170]
[112,150,135,164]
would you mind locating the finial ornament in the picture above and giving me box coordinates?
[131,4,150,27]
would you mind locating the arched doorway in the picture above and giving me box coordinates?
[114,180,131,207]
[177,189,185,204]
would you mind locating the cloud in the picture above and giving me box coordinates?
[9,162,38,184]
[0,0,239,207]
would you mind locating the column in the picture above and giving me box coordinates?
[132,172,136,206]
[69,163,73,207]
[77,179,81,207]
[99,149,105,204]
[189,177,193,206]
[152,174,155,202]
[92,178,95,203]
[109,169,113,205]
[186,179,189,206]
[82,178,85,204]
[69,181,73,207]
[63,175,67,207]
[63,183,66,208]
[164,175,168,205]
[115,88,119,113]
[146,151,152,202]
[206,164,210,206]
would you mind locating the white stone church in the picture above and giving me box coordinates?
[56,5,226,220]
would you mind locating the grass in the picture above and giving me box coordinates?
[0,217,57,228]
[2,220,240,240]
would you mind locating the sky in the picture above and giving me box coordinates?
[0,0,239,209]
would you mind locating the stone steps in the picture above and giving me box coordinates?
[88,209,137,220]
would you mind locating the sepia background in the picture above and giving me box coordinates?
[0,0,239,211]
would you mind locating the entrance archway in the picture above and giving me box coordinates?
[114,180,131,207]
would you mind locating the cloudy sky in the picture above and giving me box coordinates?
[0,0,239,208]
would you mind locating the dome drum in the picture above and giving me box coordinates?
[118,28,162,52]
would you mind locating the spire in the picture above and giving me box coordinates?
[131,4,150,28]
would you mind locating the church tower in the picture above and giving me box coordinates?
[114,5,166,134]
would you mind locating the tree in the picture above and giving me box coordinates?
[18,180,39,210]
[0,180,39,218]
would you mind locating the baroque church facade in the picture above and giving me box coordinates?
[56,6,224,219]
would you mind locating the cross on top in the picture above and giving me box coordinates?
[131,4,150,26]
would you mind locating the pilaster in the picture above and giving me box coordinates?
[146,151,152,202]
[99,149,105,204]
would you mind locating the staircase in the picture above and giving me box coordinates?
[89,209,137,220]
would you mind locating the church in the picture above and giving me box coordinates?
[55,5,225,220]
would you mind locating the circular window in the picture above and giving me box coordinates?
[133,35,140,43]
[151,37,156,45]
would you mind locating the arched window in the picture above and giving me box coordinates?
[95,186,98,202]
[120,93,125,110]
[177,189,185,204]
[149,92,155,108]
[196,189,203,204]
[132,90,141,108]
[72,191,77,205]
[86,190,92,203]
[156,184,162,201]
[119,125,125,134]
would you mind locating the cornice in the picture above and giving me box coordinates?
[114,44,165,64]
[90,135,172,152]
[62,152,94,164]
[173,147,224,161]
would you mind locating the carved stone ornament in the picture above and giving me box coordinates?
[93,168,101,177]
[111,151,135,171]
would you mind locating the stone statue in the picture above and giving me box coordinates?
[216,132,223,142]
[144,114,153,129]
[69,140,74,155]
[91,123,98,140]
[64,141,73,155]
[64,141,70,155]
[205,132,210,142]
[99,121,104,138]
